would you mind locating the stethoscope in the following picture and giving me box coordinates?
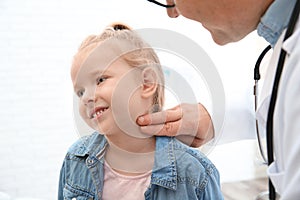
[254,0,300,199]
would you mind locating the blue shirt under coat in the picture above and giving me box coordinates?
[257,0,297,46]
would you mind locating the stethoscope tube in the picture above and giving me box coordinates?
[254,44,271,165]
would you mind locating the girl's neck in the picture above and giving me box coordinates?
[105,128,156,153]
[104,134,156,175]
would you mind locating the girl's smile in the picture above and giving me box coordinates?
[89,106,109,120]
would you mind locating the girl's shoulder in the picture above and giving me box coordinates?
[172,137,218,176]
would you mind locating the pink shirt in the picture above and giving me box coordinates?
[102,161,152,200]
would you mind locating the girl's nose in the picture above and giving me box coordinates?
[82,91,95,106]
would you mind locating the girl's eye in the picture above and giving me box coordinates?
[76,90,84,97]
[96,77,107,85]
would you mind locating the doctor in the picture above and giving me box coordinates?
[137,0,300,199]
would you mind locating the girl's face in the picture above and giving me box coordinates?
[71,51,147,137]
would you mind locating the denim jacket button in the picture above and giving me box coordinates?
[71,198,76,200]
[87,159,94,164]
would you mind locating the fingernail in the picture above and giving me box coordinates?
[138,116,144,123]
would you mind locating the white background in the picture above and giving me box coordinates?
[0,0,269,199]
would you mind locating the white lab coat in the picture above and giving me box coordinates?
[257,17,300,199]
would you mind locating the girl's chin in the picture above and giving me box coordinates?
[94,123,116,135]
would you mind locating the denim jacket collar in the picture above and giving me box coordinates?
[151,136,177,190]
[71,132,107,157]
[257,0,297,47]
[71,133,178,190]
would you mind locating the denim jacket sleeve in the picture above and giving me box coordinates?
[196,165,223,199]
[58,160,66,200]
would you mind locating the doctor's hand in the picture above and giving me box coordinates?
[137,103,214,148]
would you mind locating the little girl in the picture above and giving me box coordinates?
[58,23,223,200]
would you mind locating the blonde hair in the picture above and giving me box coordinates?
[72,23,165,112]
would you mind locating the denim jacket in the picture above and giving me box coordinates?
[58,133,223,200]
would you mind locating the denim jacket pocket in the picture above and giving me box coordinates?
[63,183,94,200]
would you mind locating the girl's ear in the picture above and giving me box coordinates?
[141,67,158,99]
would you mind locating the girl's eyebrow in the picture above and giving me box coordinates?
[73,68,110,89]
[88,66,113,76]
[90,69,105,76]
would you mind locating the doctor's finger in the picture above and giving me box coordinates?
[140,122,202,147]
[137,105,183,126]
[140,120,181,137]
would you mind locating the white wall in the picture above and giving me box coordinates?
[0,0,269,199]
